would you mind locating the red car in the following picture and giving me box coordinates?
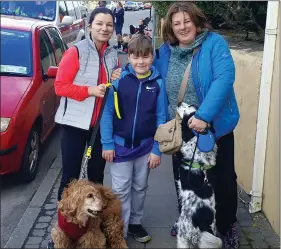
[0,16,67,182]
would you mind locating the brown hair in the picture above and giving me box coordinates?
[162,2,210,44]
[128,34,153,57]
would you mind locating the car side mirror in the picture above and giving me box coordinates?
[47,66,58,78]
[61,16,74,26]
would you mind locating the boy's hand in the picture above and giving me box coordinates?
[102,150,115,162]
[110,68,122,81]
[148,153,161,169]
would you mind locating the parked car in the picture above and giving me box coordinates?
[0,1,87,46]
[144,2,152,9]
[0,16,67,182]
[106,2,115,11]
[124,1,138,11]
[136,2,144,10]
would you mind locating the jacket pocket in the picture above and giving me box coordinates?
[64,99,86,117]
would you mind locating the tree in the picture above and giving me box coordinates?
[152,1,267,41]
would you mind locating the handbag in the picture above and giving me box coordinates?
[154,55,194,155]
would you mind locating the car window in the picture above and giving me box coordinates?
[0,1,56,21]
[59,1,68,23]
[46,28,67,64]
[65,1,77,20]
[39,30,56,75]
[72,1,81,20]
[0,29,32,76]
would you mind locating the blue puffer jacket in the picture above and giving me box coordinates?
[101,64,167,156]
[153,32,240,138]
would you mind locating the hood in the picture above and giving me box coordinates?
[0,76,32,117]
[124,64,161,80]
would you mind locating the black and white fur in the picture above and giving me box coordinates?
[176,103,222,248]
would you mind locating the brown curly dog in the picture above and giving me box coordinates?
[51,179,128,248]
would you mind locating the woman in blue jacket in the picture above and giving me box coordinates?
[153,2,240,249]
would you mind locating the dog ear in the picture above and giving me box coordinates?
[98,185,116,209]
[58,180,81,220]
[182,114,194,143]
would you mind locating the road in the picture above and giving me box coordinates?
[1,127,60,247]
[110,9,153,45]
[1,9,151,248]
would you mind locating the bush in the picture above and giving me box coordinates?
[152,1,267,41]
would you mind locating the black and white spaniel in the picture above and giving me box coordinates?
[176,103,222,248]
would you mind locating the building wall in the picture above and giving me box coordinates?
[231,49,263,192]
[262,14,280,235]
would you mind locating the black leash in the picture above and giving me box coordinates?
[80,85,111,179]
[182,134,209,191]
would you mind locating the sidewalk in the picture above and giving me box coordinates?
[6,153,279,249]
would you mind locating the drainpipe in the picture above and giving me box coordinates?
[249,1,279,213]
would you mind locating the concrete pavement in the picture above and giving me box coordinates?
[5,152,280,249]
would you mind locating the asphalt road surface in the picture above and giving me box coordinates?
[1,9,152,248]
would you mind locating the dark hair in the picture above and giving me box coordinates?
[117,1,123,8]
[88,7,114,25]
[128,34,153,57]
[162,2,210,44]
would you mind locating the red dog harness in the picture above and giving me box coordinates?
[58,211,88,240]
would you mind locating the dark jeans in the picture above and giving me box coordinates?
[58,125,106,201]
[173,132,238,235]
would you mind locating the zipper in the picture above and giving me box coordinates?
[103,51,109,82]
[131,80,142,148]
[228,100,233,113]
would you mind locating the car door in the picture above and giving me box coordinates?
[58,1,73,45]
[45,27,68,110]
[39,29,57,135]
[72,1,85,41]
[65,1,79,46]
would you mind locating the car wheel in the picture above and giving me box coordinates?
[18,126,40,183]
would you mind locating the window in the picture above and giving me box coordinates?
[46,28,67,64]
[65,1,76,20]
[39,30,56,74]
[59,1,68,22]
[72,1,81,20]
[0,29,32,76]
[0,1,57,21]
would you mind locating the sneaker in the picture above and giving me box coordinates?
[170,222,178,236]
[222,223,240,249]
[47,239,54,249]
[128,224,151,243]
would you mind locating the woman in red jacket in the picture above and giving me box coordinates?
[54,7,119,201]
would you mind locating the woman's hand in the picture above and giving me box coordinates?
[110,68,122,81]
[188,116,208,133]
[88,85,106,97]
[148,153,161,169]
[102,150,115,162]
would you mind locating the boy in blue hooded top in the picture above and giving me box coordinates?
[101,34,167,243]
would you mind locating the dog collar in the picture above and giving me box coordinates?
[58,211,88,240]
[182,160,215,171]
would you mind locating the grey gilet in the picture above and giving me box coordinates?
[55,34,118,130]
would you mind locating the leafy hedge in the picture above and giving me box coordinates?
[151,1,267,41]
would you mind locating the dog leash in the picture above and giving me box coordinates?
[80,83,121,179]
[183,133,209,191]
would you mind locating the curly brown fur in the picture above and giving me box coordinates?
[51,179,127,248]
[98,185,128,248]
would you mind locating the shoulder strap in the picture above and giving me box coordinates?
[177,47,200,106]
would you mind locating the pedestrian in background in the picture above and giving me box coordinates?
[113,1,124,48]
